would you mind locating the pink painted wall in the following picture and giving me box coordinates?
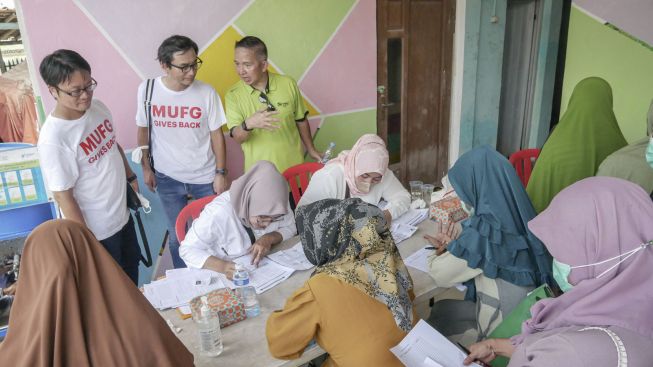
[573,0,653,47]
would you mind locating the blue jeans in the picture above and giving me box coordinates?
[100,216,140,284]
[155,172,215,268]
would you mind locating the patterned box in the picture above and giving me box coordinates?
[189,287,246,328]
[429,196,468,224]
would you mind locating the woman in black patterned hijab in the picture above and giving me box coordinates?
[267,198,415,366]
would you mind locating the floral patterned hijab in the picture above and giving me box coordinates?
[296,198,414,331]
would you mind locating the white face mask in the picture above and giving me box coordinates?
[356,180,371,194]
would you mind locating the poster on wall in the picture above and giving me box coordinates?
[0,146,49,210]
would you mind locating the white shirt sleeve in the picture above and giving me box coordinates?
[135,80,148,127]
[296,164,344,208]
[427,251,482,288]
[377,169,411,219]
[37,142,79,192]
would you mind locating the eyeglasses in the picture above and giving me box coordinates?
[56,78,97,98]
[169,58,203,73]
[258,92,276,111]
[257,215,284,224]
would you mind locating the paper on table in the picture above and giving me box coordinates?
[390,319,482,367]
[391,223,419,244]
[143,270,228,310]
[402,247,467,293]
[394,208,429,227]
[266,241,314,270]
[226,255,295,294]
[403,246,433,273]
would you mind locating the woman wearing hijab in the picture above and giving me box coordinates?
[526,77,627,213]
[0,219,194,366]
[464,177,653,366]
[297,134,410,224]
[425,146,553,343]
[266,198,415,367]
[180,160,296,277]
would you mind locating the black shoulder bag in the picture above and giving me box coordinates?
[126,184,153,267]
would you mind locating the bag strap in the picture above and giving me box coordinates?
[134,210,153,267]
[242,224,256,245]
[144,79,155,159]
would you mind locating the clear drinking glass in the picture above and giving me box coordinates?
[422,184,435,205]
[409,180,423,202]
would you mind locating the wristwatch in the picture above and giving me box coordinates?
[127,174,138,183]
[215,168,228,176]
[241,120,253,132]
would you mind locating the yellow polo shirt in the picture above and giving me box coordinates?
[226,72,308,173]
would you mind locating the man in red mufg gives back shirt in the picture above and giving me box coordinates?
[37,50,140,284]
[135,35,228,269]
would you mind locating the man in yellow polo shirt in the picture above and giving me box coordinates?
[226,36,322,173]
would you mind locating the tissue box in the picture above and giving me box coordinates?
[430,196,468,224]
[189,288,246,328]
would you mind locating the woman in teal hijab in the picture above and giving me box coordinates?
[526,77,627,213]
[426,146,553,342]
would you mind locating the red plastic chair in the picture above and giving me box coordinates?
[175,194,217,242]
[282,162,324,204]
[509,148,540,187]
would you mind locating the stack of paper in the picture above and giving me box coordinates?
[402,247,467,292]
[267,242,314,270]
[224,255,295,294]
[391,320,482,367]
[391,208,429,244]
[143,268,228,310]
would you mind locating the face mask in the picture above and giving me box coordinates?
[552,240,652,292]
[356,180,371,194]
[646,137,653,168]
[461,201,474,217]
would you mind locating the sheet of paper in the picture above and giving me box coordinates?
[403,246,433,273]
[390,320,482,367]
[143,270,228,310]
[225,255,296,294]
[391,223,419,244]
[394,208,429,227]
[266,241,314,270]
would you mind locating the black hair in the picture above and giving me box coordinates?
[235,36,268,60]
[39,49,91,87]
[157,35,199,66]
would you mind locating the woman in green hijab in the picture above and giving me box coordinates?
[526,77,627,212]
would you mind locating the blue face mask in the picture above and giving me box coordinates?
[552,240,652,292]
[646,137,653,169]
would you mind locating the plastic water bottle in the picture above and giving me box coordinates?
[320,142,336,164]
[233,264,260,317]
[197,296,223,357]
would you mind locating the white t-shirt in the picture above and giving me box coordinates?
[297,163,411,219]
[179,191,296,269]
[38,100,129,240]
[135,77,226,184]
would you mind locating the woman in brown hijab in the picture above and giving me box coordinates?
[0,219,194,367]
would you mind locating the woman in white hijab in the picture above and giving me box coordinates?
[180,160,296,278]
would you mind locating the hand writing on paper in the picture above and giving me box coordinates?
[248,240,273,267]
[204,257,236,280]
[424,221,462,255]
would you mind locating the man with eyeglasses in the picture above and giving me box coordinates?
[226,36,322,175]
[135,35,228,269]
[37,49,140,284]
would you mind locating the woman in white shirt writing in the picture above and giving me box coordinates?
[180,160,296,278]
[297,134,410,224]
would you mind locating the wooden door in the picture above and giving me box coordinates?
[377,0,455,185]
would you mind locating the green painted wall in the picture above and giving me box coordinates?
[561,6,653,142]
[311,109,377,158]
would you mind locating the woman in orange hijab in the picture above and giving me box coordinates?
[0,219,194,367]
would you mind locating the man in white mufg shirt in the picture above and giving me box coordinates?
[37,50,140,284]
[135,35,229,269]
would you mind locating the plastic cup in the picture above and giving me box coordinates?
[409,181,423,202]
[422,184,435,204]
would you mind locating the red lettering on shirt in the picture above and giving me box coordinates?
[150,104,202,119]
[79,121,117,157]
